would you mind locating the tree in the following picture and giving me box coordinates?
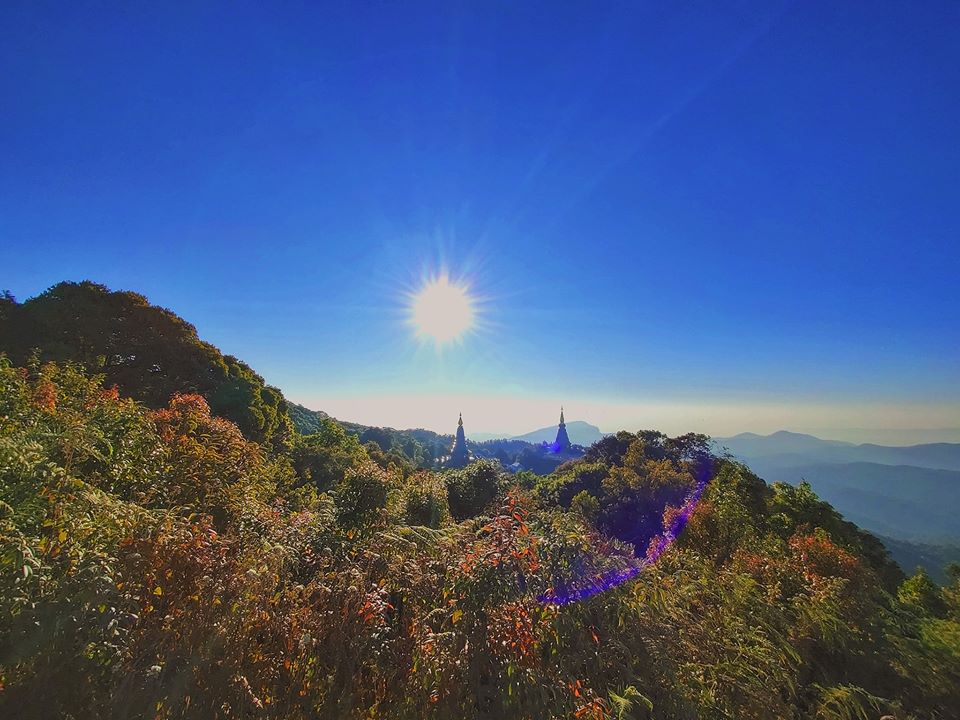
[291,418,366,491]
[583,430,636,466]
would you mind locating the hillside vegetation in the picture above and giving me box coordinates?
[720,431,960,579]
[1,284,959,719]
[0,282,293,451]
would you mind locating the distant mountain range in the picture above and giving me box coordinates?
[716,430,960,579]
[716,430,960,471]
[471,420,605,446]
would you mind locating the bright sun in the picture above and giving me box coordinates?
[410,275,475,345]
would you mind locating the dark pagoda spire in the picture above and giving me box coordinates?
[552,406,571,452]
[447,412,471,468]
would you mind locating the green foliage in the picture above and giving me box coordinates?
[0,437,64,534]
[813,684,892,720]
[898,568,948,617]
[290,418,367,491]
[769,480,904,588]
[582,430,637,466]
[570,489,600,522]
[286,401,329,435]
[444,459,502,521]
[0,281,294,450]
[332,458,390,529]
[675,459,767,562]
[539,434,706,554]
[401,471,450,527]
[363,439,417,478]
[0,357,958,720]
[539,461,608,506]
[341,421,447,470]
[608,686,653,720]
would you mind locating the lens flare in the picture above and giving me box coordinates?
[538,472,712,605]
[409,274,475,345]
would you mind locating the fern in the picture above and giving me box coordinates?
[815,684,890,720]
[608,686,653,720]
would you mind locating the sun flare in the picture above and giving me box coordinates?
[409,275,475,344]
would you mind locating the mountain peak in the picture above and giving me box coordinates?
[508,420,604,447]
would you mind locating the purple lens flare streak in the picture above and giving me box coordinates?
[538,473,711,605]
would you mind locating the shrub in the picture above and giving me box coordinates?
[402,472,449,527]
[333,459,389,528]
[445,460,502,521]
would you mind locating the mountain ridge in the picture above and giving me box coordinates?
[716,430,960,471]
[470,420,604,446]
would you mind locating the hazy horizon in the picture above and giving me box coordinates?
[296,392,960,446]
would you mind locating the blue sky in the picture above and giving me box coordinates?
[2,1,958,439]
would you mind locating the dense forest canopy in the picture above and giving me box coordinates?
[1,283,959,719]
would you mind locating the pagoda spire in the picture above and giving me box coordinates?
[447,412,470,468]
[552,405,571,453]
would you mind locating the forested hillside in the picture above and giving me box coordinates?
[286,402,329,436]
[0,282,293,451]
[2,286,959,719]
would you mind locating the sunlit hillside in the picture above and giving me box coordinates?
[2,283,959,719]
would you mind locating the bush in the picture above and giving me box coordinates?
[445,460,502,521]
[333,459,389,528]
[402,472,449,527]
